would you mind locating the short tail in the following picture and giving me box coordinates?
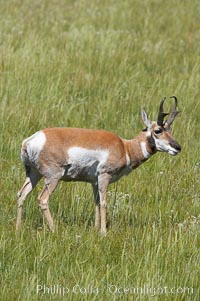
[21,141,30,170]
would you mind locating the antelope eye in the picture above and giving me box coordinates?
[154,128,163,135]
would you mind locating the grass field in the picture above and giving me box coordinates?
[0,0,199,300]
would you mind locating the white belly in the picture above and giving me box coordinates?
[65,147,109,181]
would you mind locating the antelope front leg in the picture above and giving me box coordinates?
[92,183,100,229]
[98,174,111,235]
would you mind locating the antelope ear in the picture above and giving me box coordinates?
[141,108,152,128]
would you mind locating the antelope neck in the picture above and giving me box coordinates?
[124,132,157,169]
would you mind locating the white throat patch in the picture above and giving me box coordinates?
[126,153,131,166]
[140,142,151,159]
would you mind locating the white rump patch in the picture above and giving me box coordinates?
[22,131,46,164]
[140,142,151,159]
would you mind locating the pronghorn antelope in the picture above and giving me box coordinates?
[16,96,181,234]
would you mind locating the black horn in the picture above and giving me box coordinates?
[157,97,168,126]
[166,96,180,127]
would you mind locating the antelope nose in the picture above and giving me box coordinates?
[174,143,181,153]
[169,138,181,152]
[176,143,181,152]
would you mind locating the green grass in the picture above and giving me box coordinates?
[0,0,199,300]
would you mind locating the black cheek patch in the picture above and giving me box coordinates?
[147,135,156,152]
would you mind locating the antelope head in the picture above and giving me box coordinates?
[142,96,181,156]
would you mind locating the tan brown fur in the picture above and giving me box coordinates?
[41,127,126,168]
[16,102,181,235]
